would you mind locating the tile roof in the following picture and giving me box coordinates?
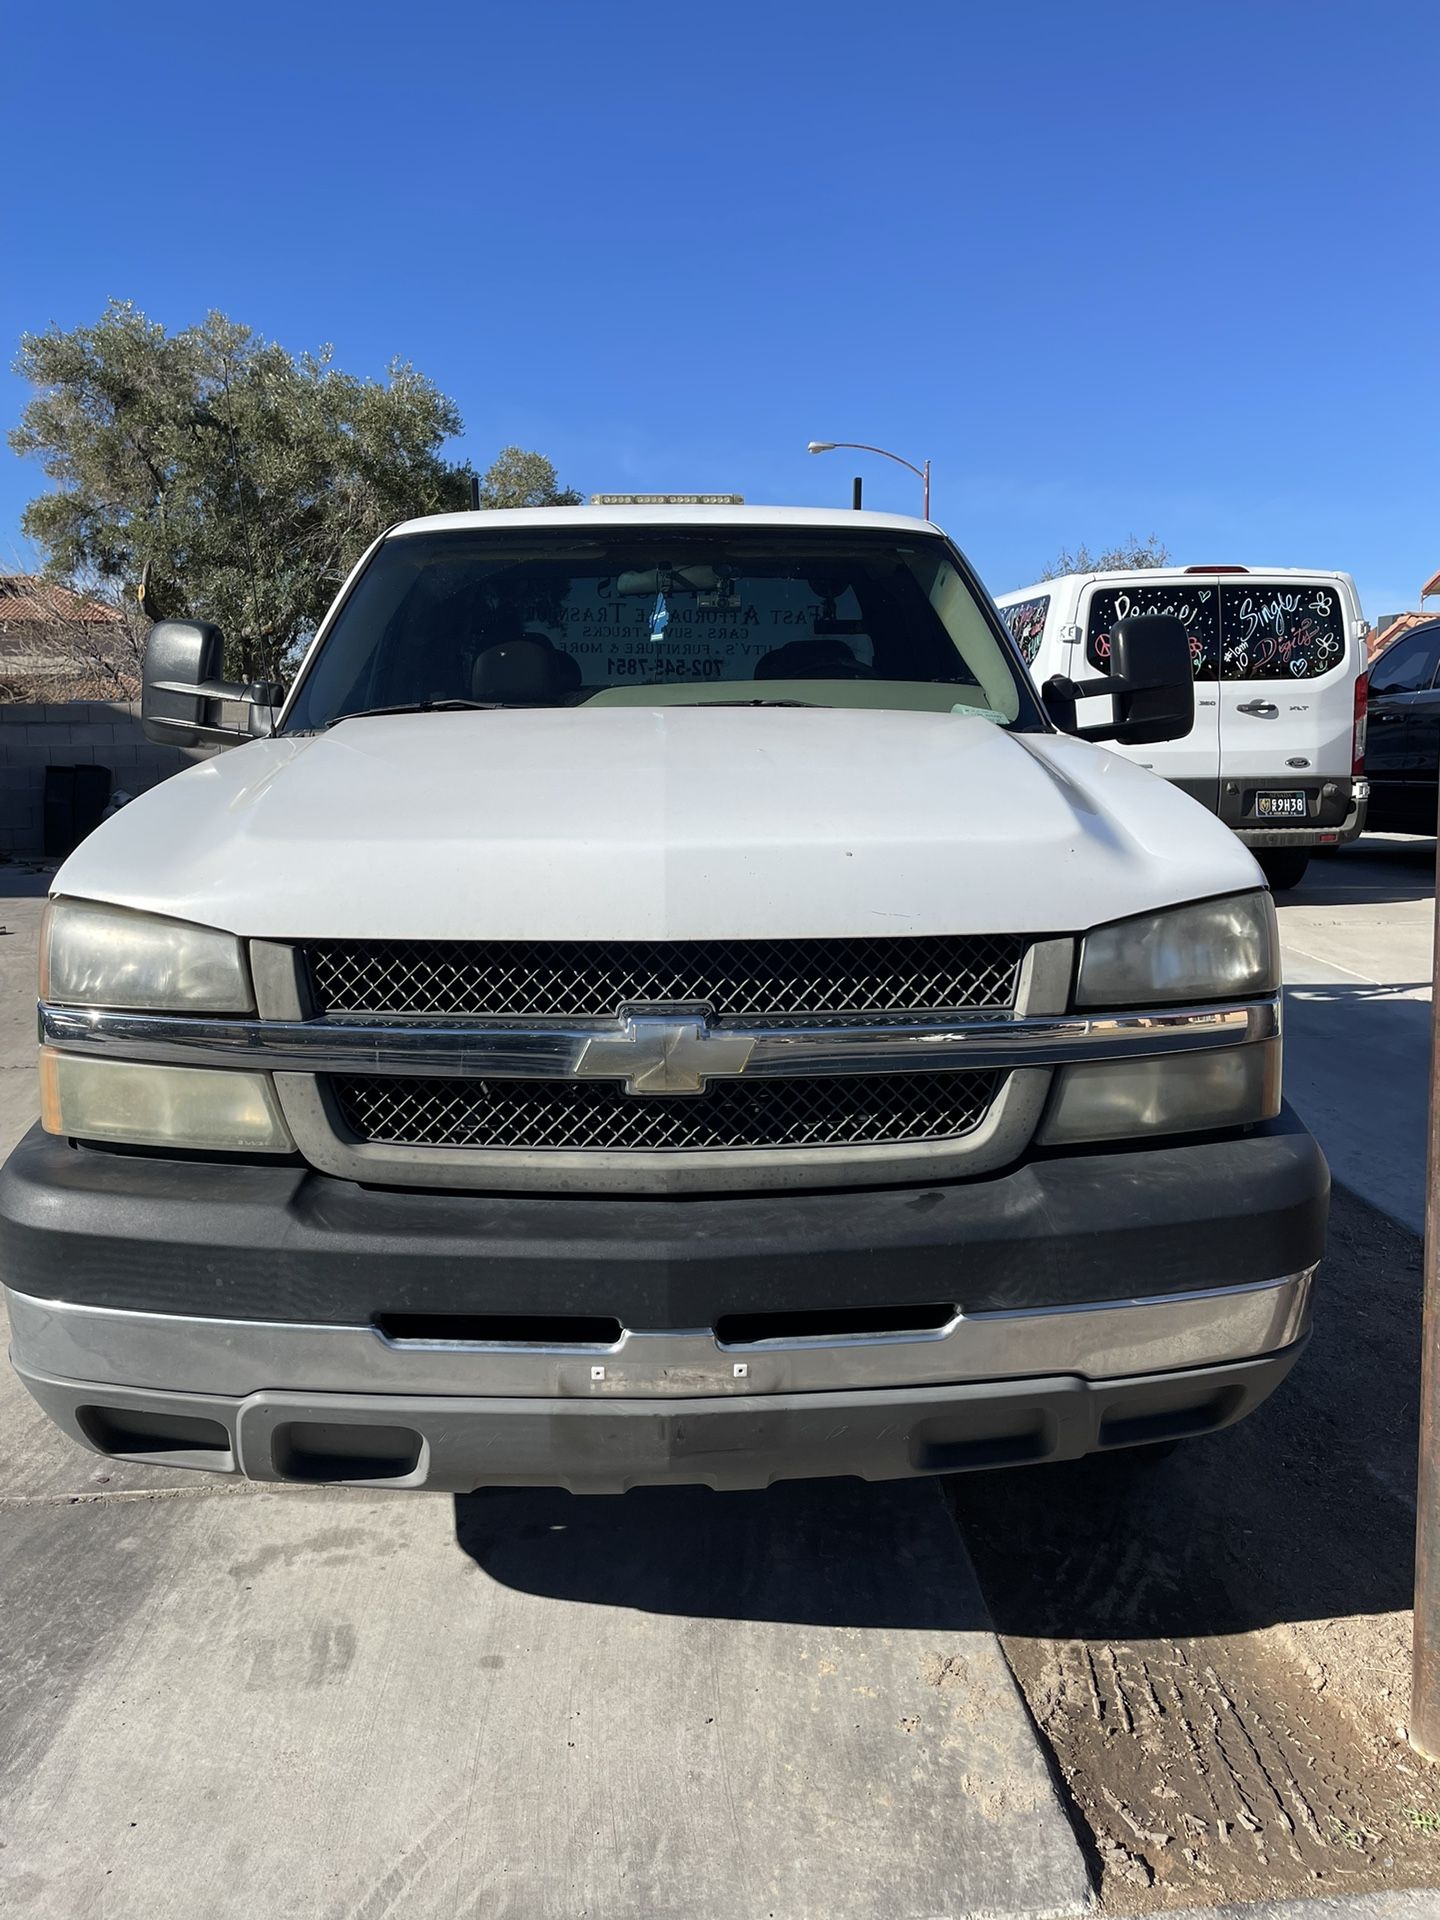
[1369,610,1439,660]
[0,574,123,626]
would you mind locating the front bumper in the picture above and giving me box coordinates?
[0,1110,1327,1326]
[1,1112,1326,1490]
[13,1342,1308,1494]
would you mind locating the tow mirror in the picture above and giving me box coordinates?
[1041,614,1194,745]
[141,620,282,747]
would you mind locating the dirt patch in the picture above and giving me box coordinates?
[1005,1624,1440,1904]
[949,1181,1440,1910]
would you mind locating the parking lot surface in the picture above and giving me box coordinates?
[1,839,1437,1917]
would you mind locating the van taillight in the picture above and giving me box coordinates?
[1353,671,1368,774]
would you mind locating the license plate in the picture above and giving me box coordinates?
[1255,790,1307,819]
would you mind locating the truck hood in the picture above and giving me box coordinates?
[56,707,1262,939]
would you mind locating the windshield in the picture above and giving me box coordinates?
[281,527,1041,730]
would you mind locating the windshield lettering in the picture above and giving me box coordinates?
[283,528,1037,731]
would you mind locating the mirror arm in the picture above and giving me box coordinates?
[149,675,280,704]
[142,713,252,744]
[1065,674,1147,744]
[1049,671,1153,702]
[1042,670,1180,744]
[145,675,282,744]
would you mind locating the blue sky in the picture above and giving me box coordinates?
[2,0,1434,617]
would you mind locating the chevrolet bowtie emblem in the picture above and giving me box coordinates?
[573,1014,755,1095]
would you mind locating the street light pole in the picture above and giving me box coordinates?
[807,441,933,521]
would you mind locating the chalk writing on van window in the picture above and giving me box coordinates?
[1085,586,1219,680]
[999,595,1049,664]
[1219,584,1345,681]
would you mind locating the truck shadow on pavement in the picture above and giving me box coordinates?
[948,1179,1421,1645]
[453,1472,995,1629]
[457,1184,1420,1645]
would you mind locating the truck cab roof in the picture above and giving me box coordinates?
[388,503,940,540]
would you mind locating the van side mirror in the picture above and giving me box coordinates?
[141,620,282,747]
[1041,614,1194,745]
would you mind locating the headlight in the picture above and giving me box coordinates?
[41,898,253,1013]
[40,1052,295,1153]
[1038,1041,1281,1147]
[1076,892,1278,1008]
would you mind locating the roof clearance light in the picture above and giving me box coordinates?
[588,493,746,506]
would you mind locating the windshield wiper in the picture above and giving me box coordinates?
[697,698,818,708]
[325,699,507,728]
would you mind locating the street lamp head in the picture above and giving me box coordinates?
[806,441,836,454]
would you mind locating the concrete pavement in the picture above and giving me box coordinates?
[1277,837,1435,1235]
[1,1476,1091,1920]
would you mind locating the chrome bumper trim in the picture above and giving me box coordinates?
[5,1269,1314,1401]
[38,996,1280,1082]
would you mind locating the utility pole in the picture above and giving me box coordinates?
[1413,809,1440,1756]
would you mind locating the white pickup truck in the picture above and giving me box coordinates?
[0,504,1326,1492]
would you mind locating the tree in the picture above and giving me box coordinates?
[1039,534,1171,580]
[9,303,581,681]
[477,446,583,509]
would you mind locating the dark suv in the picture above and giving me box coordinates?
[1366,619,1440,836]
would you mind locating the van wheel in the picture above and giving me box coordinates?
[1257,850,1310,891]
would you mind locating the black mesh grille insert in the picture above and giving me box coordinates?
[332,1070,1002,1153]
[305,934,1026,1019]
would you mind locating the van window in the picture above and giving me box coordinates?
[1218,583,1346,680]
[1085,585,1219,680]
[998,594,1049,664]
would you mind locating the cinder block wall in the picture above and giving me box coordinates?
[0,701,220,854]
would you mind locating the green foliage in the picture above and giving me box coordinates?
[9,302,580,681]
[1039,534,1171,580]
[477,446,583,510]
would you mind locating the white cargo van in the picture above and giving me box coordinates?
[995,567,1369,890]
[1,506,1326,1493]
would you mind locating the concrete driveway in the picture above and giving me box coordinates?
[1278,837,1435,1234]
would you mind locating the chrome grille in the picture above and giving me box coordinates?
[331,1070,1003,1153]
[305,935,1027,1019]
